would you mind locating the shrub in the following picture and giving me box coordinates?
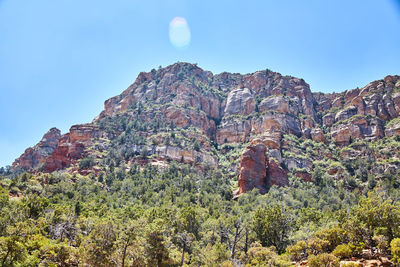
[332,243,353,259]
[221,260,234,267]
[307,237,330,255]
[308,253,339,267]
[341,263,362,267]
[193,141,201,152]
[315,227,347,252]
[350,242,365,257]
[391,238,400,264]
[373,234,389,253]
[287,240,307,261]
[79,156,95,169]
[247,244,292,266]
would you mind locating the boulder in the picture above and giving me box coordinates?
[250,133,282,150]
[331,124,360,146]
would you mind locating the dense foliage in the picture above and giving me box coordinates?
[1,155,400,267]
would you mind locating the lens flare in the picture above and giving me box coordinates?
[169,17,191,49]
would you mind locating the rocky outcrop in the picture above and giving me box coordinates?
[331,116,385,146]
[44,124,103,172]
[12,128,61,170]
[385,119,400,137]
[235,142,289,196]
[129,145,217,165]
[322,113,335,127]
[326,76,400,122]
[224,88,255,116]
[284,157,313,171]
[216,113,302,145]
[97,63,317,139]
[253,114,302,136]
[310,128,326,143]
[258,96,290,114]
[267,160,289,187]
[335,106,358,122]
[250,133,282,150]
[216,119,252,144]
[97,63,220,121]
[236,143,268,195]
[164,106,216,137]
[295,172,312,182]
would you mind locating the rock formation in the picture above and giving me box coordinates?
[236,143,268,195]
[12,128,61,171]
[11,63,400,197]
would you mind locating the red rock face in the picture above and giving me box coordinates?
[12,128,61,170]
[250,133,282,150]
[97,63,221,122]
[267,160,289,187]
[96,63,318,145]
[236,143,268,195]
[44,124,101,172]
[235,143,289,196]
[216,119,252,144]
[311,75,400,145]
[44,134,74,172]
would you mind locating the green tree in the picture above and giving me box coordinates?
[117,221,139,267]
[178,206,201,239]
[252,206,293,253]
[23,194,49,219]
[145,225,170,267]
[0,236,26,267]
[82,221,117,267]
[346,192,400,248]
[141,146,149,159]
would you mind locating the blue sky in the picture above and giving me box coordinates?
[1,0,400,167]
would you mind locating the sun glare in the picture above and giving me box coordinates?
[169,17,191,49]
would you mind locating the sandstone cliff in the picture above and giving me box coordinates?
[11,63,400,196]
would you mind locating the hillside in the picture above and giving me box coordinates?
[11,62,400,195]
[1,62,400,266]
